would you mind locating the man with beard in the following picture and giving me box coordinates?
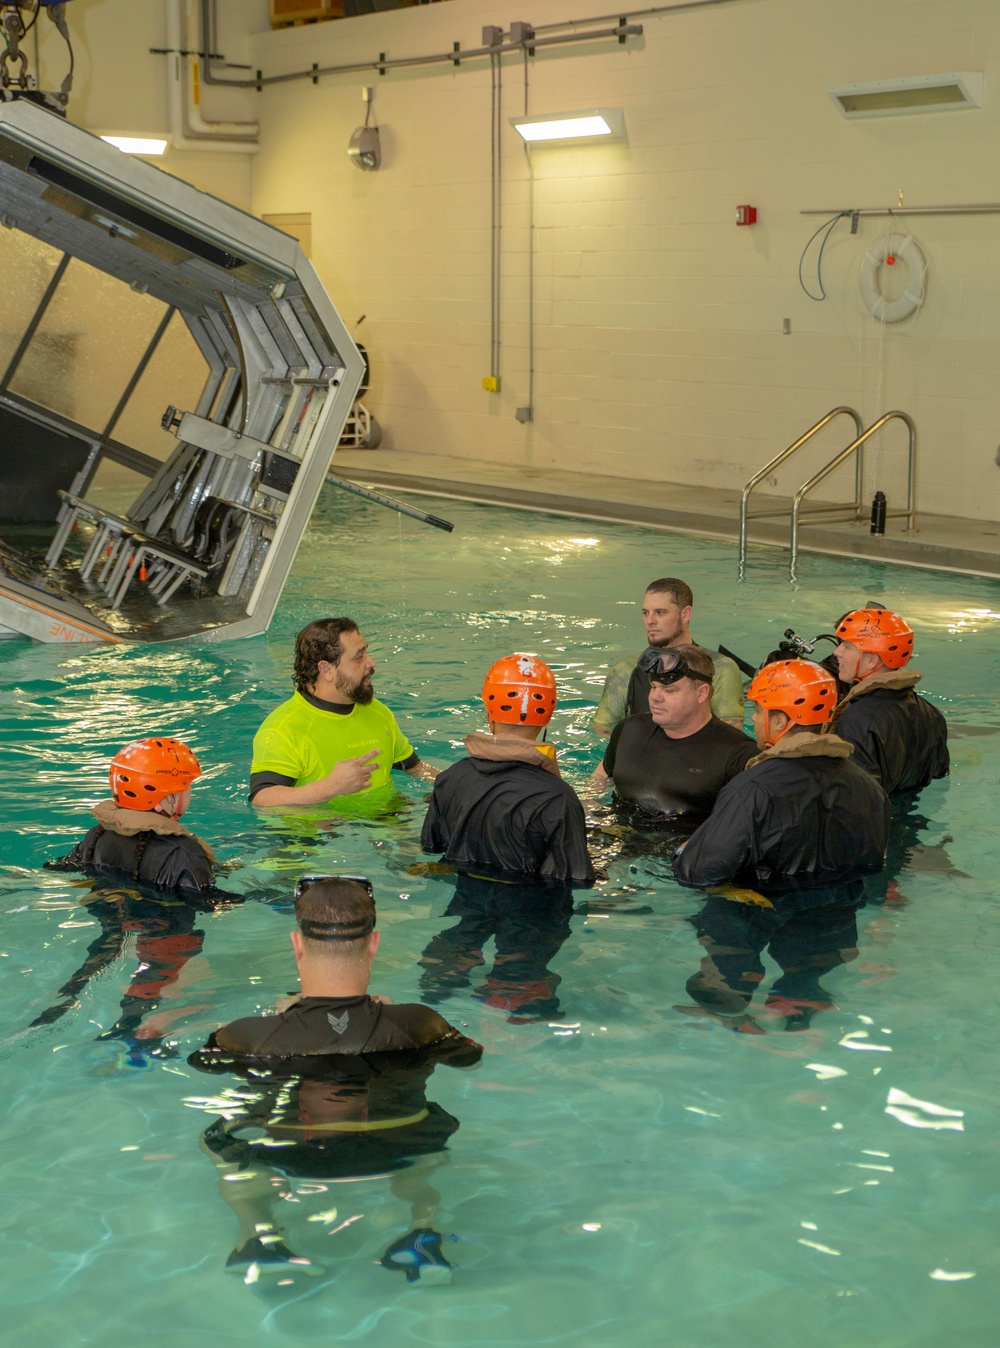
[249,617,435,809]
[593,577,743,734]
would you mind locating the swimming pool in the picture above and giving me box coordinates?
[3,487,998,1347]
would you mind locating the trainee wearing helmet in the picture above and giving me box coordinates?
[482,653,557,726]
[109,737,202,810]
[834,608,914,670]
[747,659,837,747]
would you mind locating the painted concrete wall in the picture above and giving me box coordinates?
[33,0,270,209]
[245,0,1000,523]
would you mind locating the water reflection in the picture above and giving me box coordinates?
[27,879,240,1064]
[681,887,864,1033]
[418,874,575,1023]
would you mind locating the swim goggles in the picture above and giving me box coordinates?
[643,649,714,688]
[293,873,376,941]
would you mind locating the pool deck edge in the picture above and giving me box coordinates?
[332,453,1000,583]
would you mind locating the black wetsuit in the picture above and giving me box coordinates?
[191,1001,482,1179]
[674,744,889,899]
[603,714,756,823]
[201,995,479,1060]
[673,740,890,1024]
[835,685,949,795]
[421,755,594,888]
[50,826,215,898]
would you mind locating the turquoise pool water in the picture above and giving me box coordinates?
[3,487,999,1348]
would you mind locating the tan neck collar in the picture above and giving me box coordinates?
[745,730,854,770]
[91,800,217,863]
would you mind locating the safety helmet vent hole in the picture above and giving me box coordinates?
[500,703,513,711]
[123,789,137,798]
[793,697,805,704]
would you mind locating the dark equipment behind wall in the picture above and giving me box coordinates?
[0,402,90,523]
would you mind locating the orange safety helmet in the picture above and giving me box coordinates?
[109,737,202,810]
[482,653,557,726]
[748,660,837,745]
[834,608,914,670]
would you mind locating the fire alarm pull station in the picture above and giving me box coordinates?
[735,205,758,226]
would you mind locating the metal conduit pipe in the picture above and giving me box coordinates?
[525,0,739,34]
[167,0,258,150]
[199,1,649,89]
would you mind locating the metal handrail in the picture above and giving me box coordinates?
[738,406,863,577]
[789,410,917,580]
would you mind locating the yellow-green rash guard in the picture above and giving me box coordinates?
[249,691,417,806]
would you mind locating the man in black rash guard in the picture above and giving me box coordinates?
[191,877,481,1287]
[418,654,594,1020]
[589,645,755,829]
[830,607,949,796]
[674,659,889,1031]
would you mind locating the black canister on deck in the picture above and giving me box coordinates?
[870,491,886,535]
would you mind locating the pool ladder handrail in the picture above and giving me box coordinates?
[789,410,917,580]
[738,406,864,578]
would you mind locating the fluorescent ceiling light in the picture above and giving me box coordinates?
[829,72,983,119]
[101,136,168,156]
[510,109,624,144]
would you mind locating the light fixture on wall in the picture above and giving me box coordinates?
[828,72,983,119]
[509,108,625,146]
[100,136,168,156]
[348,86,381,171]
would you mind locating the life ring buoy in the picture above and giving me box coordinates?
[859,232,927,323]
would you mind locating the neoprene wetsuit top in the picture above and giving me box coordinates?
[196,995,482,1063]
[674,733,890,899]
[832,670,949,796]
[603,713,756,822]
[421,733,595,887]
[48,801,218,900]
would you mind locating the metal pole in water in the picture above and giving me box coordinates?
[327,471,455,532]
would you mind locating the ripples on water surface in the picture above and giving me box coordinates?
[2,488,999,1347]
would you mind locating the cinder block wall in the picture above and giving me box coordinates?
[256,2,998,521]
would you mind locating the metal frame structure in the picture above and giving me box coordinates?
[0,99,364,643]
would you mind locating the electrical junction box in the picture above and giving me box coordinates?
[736,205,758,226]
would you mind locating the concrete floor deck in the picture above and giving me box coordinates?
[333,449,1000,581]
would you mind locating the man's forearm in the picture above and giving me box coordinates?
[405,761,439,781]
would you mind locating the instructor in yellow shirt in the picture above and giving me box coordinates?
[250,618,436,809]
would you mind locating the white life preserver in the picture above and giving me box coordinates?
[859,232,927,323]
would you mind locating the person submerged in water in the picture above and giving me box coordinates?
[829,607,949,797]
[48,737,217,897]
[418,655,594,1019]
[191,876,482,1287]
[589,645,756,830]
[36,737,232,1060]
[674,659,889,1031]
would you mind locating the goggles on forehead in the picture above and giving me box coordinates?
[293,873,376,942]
[641,647,714,688]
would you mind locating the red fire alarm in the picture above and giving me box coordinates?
[735,205,758,226]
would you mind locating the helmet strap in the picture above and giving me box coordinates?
[764,709,793,748]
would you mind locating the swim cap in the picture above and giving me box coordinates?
[109,738,202,810]
[748,660,837,726]
[834,608,914,670]
[482,654,557,726]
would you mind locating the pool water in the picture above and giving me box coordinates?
[3,488,999,1348]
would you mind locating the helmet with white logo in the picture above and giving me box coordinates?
[482,653,557,725]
